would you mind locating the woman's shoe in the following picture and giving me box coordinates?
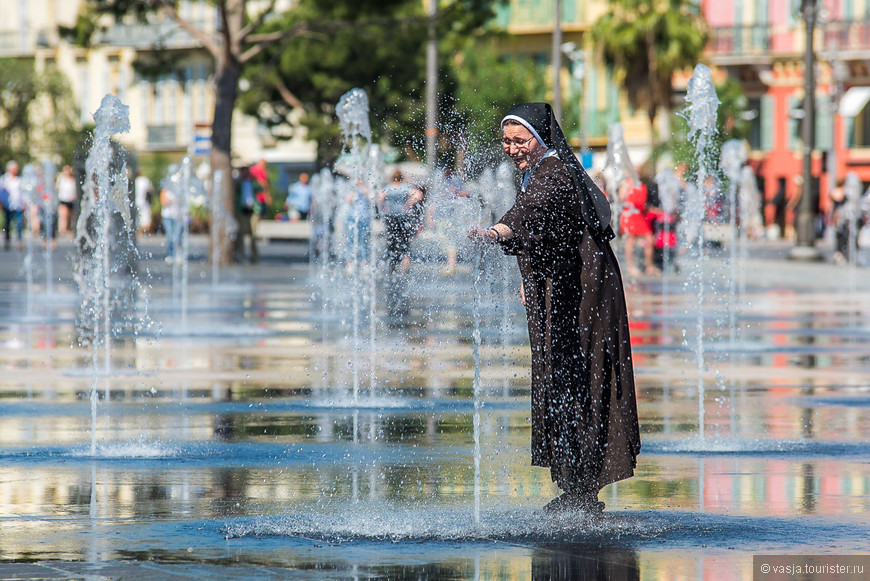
[544,491,605,514]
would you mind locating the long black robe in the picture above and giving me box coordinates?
[498,155,641,493]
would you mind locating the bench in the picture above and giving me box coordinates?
[256,220,312,241]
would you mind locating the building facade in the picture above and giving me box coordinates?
[496,0,870,234]
[0,0,315,168]
[705,0,870,230]
[493,0,656,171]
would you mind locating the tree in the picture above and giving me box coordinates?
[66,0,503,262]
[0,58,80,165]
[238,0,426,167]
[441,39,541,171]
[67,0,312,264]
[590,0,708,156]
[239,0,506,168]
[669,76,751,179]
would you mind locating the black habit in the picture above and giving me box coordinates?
[497,104,641,494]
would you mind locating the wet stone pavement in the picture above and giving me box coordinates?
[0,233,868,580]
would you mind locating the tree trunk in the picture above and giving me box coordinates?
[648,107,657,165]
[646,28,658,157]
[210,55,240,265]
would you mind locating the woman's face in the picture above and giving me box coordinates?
[502,124,543,171]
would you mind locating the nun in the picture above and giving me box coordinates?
[471,103,641,512]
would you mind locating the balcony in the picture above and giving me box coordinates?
[98,18,216,50]
[709,26,771,56]
[822,18,870,54]
[494,0,584,32]
[147,124,179,150]
[709,19,870,63]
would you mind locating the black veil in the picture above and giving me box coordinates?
[502,102,614,241]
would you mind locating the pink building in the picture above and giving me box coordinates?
[704,0,870,234]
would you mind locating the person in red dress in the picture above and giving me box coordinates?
[619,177,659,277]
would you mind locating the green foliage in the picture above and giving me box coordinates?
[0,58,81,165]
[667,78,749,178]
[136,152,180,191]
[590,0,709,149]
[716,76,753,142]
[64,0,508,169]
[58,4,101,47]
[59,0,171,47]
[239,0,504,166]
[240,0,423,166]
[440,39,540,168]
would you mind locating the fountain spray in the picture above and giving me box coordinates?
[76,94,132,455]
[680,64,720,439]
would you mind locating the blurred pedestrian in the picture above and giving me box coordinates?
[345,178,373,270]
[619,176,659,277]
[160,181,181,263]
[235,166,259,263]
[56,165,77,236]
[0,161,25,251]
[379,169,424,274]
[249,158,271,218]
[828,179,849,264]
[285,172,312,221]
[134,170,154,234]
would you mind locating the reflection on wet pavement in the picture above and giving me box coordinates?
[1,238,869,579]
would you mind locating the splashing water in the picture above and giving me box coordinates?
[655,168,682,330]
[842,172,863,327]
[337,88,372,144]
[336,88,376,411]
[41,160,58,297]
[75,94,150,456]
[680,64,720,439]
[737,165,762,302]
[20,164,38,320]
[720,139,746,350]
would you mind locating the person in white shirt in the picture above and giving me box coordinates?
[56,165,77,236]
[160,183,181,263]
[134,170,154,234]
[1,161,25,250]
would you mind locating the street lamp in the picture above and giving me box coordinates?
[552,0,563,123]
[790,0,823,260]
[561,41,589,154]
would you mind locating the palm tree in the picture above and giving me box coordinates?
[591,0,709,155]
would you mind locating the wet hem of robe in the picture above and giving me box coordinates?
[530,460,638,489]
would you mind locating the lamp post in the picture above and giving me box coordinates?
[790,0,823,260]
[425,0,438,167]
[824,45,848,193]
[561,41,589,154]
[552,0,563,123]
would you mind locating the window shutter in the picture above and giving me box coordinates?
[816,94,832,151]
[760,94,774,151]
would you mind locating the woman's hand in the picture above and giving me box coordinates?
[520,281,525,306]
[468,228,498,244]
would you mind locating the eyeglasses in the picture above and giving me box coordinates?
[501,136,536,149]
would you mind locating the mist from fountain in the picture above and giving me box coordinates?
[604,123,639,235]
[720,139,747,349]
[41,161,58,297]
[737,165,763,302]
[20,164,38,320]
[336,88,380,410]
[655,167,682,340]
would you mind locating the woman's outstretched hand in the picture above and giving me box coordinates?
[468,228,498,244]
